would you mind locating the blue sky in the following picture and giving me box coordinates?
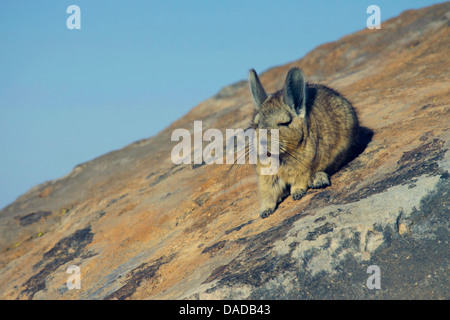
[0,0,443,209]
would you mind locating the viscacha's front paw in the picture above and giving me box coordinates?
[292,189,306,200]
[308,172,330,189]
[260,208,274,219]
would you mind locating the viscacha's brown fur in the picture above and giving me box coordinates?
[248,68,359,218]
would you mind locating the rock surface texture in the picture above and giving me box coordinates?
[1,3,449,299]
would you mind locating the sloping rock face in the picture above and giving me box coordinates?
[1,3,449,300]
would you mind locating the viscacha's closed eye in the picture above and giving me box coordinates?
[277,114,292,126]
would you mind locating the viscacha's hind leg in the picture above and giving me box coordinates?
[308,172,330,189]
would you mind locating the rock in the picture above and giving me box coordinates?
[0,3,449,300]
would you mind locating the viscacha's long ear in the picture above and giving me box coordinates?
[249,69,267,108]
[283,68,307,117]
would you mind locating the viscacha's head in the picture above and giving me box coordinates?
[248,68,309,159]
